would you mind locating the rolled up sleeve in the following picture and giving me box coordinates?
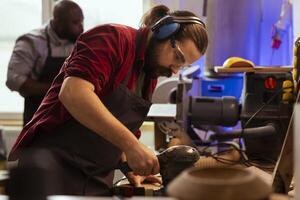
[64,32,124,93]
[6,38,37,91]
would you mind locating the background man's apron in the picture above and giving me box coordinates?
[23,27,67,125]
[19,33,152,196]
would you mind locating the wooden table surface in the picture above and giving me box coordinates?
[0,194,292,200]
[0,196,175,200]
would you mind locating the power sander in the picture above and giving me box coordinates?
[118,145,200,186]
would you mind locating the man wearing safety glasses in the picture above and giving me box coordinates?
[9,4,208,196]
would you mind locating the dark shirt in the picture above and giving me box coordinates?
[9,24,157,160]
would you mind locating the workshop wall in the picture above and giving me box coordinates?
[294,0,300,39]
[149,0,294,69]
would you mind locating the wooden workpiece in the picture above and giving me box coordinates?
[0,194,292,200]
[114,176,163,197]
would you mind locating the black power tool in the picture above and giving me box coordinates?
[119,145,200,186]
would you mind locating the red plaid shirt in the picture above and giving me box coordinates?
[9,24,157,160]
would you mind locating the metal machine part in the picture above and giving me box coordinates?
[240,72,294,161]
[156,121,182,137]
[175,73,240,142]
[176,69,294,162]
[176,65,202,131]
[151,77,178,104]
[176,75,193,132]
[118,145,200,186]
[210,123,277,141]
[151,66,200,104]
[189,96,239,127]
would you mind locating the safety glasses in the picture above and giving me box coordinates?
[172,40,187,67]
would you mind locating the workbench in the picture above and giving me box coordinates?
[0,194,292,200]
[0,196,175,200]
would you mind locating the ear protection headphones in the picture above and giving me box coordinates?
[151,15,206,40]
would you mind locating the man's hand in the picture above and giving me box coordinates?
[59,77,159,176]
[19,78,51,97]
[126,172,162,187]
[124,143,160,176]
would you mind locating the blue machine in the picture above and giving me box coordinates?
[200,74,244,100]
[186,65,243,101]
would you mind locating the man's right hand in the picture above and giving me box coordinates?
[19,78,51,97]
[124,143,160,176]
[59,77,160,176]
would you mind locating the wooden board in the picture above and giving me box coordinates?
[0,194,290,200]
[113,176,163,196]
[115,178,162,191]
[214,66,293,73]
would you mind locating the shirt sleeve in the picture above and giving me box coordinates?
[6,37,38,91]
[64,30,126,93]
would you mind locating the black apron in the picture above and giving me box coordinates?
[22,32,152,196]
[23,27,67,125]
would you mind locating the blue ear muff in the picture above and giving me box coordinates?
[152,23,180,40]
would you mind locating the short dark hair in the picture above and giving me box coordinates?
[53,0,82,21]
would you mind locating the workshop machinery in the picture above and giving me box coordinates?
[174,65,295,163]
[271,37,300,194]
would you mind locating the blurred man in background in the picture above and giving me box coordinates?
[6,0,84,125]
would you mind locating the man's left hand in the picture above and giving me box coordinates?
[126,172,162,187]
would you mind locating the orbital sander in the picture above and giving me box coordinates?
[119,145,200,186]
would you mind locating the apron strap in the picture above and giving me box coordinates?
[121,30,143,86]
[31,25,52,78]
[45,26,52,57]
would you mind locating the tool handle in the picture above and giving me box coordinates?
[117,162,132,174]
[117,153,162,175]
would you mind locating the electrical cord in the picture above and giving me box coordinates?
[243,84,293,131]
[238,84,294,168]
[238,84,292,156]
[198,142,247,165]
[198,140,277,172]
[221,145,275,171]
[244,88,286,129]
